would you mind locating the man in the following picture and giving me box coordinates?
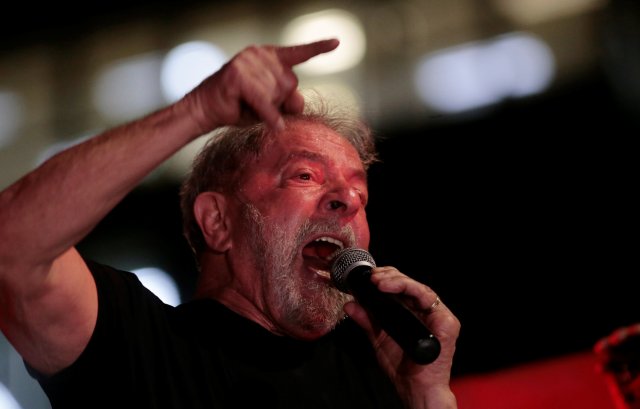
[0,38,460,408]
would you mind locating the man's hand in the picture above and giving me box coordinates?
[344,267,460,409]
[181,38,340,134]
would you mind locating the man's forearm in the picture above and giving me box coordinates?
[0,102,200,269]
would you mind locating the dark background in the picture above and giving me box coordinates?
[5,0,639,379]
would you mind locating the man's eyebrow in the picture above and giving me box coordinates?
[276,150,327,169]
[285,150,326,163]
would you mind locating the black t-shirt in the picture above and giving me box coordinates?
[28,260,405,408]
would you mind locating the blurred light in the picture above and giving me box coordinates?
[0,90,25,149]
[132,267,181,306]
[161,41,227,103]
[0,383,22,409]
[490,34,555,97]
[93,53,164,123]
[281,9,366,75]
[414,32,555,114]
[492,0,608,25]
[415,45,499,114]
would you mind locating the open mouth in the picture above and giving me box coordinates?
[301,236,344,280]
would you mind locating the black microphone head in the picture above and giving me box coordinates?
[330,248,376,293]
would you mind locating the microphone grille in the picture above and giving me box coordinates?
[330,248,376,293]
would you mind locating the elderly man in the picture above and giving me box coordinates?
[0,38,460,408]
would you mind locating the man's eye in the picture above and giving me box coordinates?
[298,173,312,181]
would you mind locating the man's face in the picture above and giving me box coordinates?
[230,120,371,339]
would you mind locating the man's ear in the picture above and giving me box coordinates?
[193,192,232,252]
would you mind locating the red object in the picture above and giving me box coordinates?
[451,351,615,409]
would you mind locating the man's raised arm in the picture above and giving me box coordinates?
[0,39,339,375]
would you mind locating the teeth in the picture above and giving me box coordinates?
[315,269,331,279]
[315,236,344,248]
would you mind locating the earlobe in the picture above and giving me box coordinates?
[193,192,232,252]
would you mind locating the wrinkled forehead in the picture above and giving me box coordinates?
[233,120,365,187]
[263,120,362,167]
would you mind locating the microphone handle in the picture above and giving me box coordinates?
[347,266,441,365]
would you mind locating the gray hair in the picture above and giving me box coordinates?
[179,94,379,258]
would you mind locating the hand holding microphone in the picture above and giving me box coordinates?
[330,248,441,365]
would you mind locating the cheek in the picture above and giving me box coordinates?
[354,213,371,247]
[263,192,318,217]
[263,197,311,218]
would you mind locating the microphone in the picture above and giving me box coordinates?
[330,247,440,365]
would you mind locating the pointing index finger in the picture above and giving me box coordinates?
[276,38,340,67]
